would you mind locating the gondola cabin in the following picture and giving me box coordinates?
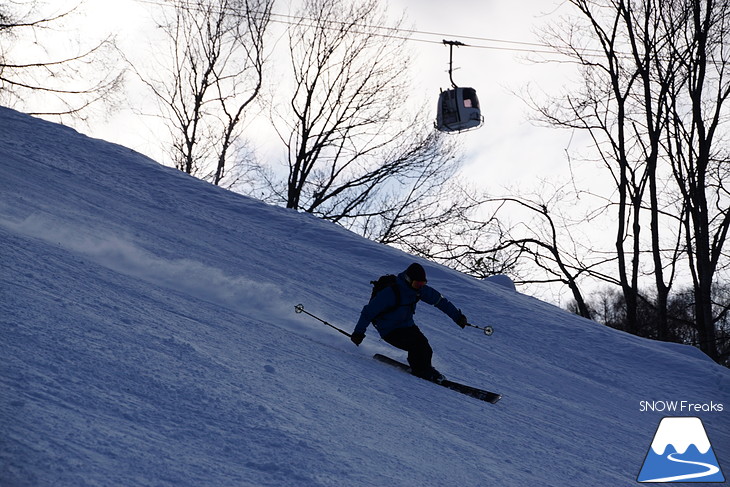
[436,87,483,133]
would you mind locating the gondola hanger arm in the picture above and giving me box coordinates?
[443,39,466,88]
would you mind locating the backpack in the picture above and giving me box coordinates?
[370,274,398,300]
[368,274,402,323]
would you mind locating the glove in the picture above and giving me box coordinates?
[456,312,468,329]
[351,332,365,346]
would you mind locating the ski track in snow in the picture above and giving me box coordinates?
[1,107,729,486]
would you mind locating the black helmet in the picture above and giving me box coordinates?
[405,263,427,283]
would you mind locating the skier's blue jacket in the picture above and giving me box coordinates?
[354,272,462,338]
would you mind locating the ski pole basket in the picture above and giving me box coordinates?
[465,322,494,336]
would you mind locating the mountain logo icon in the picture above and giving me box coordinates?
[638,416,725,483]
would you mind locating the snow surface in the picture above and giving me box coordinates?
[1,106,728,486]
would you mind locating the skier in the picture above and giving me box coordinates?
[350,263,468,382]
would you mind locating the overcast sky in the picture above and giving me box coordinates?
[29,0,601,302]
[51,0,577,189]
[389,0,575,179]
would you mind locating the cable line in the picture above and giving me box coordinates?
[130,0,581,57]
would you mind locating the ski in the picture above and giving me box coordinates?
[373,354,502,404]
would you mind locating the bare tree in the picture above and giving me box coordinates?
[262,0,466,236]
[534,0,665,333]
[137,0,271,185]
[0,1,123,118]
[355,134,507,271]
[471,188,617,317]
[532,0,729,361]
[662,0,730,361]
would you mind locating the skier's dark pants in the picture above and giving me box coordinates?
[383,326,433,377]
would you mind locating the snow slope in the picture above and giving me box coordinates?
[1,107,728,486]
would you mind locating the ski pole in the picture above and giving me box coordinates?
[294,304,352,338]
[465,322,494,336]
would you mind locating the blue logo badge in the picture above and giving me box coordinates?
[638,417,725,483]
